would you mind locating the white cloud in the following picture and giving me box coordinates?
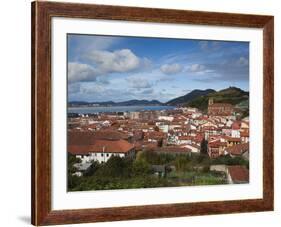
[188,64,206,72]
[236,57,249,66]
[198,41,221,51]
[68,62,100,83]
[126,77,153,89]
[160,63,182,74]
[69,35,121,54]
[68,83,81,93]
[182,89,192,93]
[199,41,209,51]
[141,88,154,94]
[86,49,141,73]
[69,85,139,102]
[84,36,120,51]
[80,84,105,94]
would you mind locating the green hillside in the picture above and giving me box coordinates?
[187,87,249,111]
[166,89,215,106]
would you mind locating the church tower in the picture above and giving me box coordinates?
[208,98,214,106]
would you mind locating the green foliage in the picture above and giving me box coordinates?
[173,153,211,172]
[68,174,82,189]
[174,155,191,171]
[240,109,249,119]
[167,170,226,186]
[132,160,151,176]
[137,150,174,165]
[84,161,100,177]
[67,153,81,174]
[211,155,249,168]
[166,89,215,106]
[68,153,81,165]
[67,150,247,191]
[188,96,209,112]
[200,138,208,155]
[187,87,249,111]
[94,156,132,178]
[193,173,226,185]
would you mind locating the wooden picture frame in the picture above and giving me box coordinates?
[31,1,274,226]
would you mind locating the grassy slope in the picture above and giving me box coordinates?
[187,87,249,111]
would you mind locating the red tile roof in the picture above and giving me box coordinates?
[228,165,249,183]
[202,126,218,130]
[209,103,233,107]
[182,144,201,149]
[178,136,193,140]
[68,130,129,145]
[231,121,241,130]
[223,136,241,142]
[240,131,249,137]
[68,139,134,155]
[142,141,158,149]
[225,142,249,155]
[208,140,227,148]
[157,146,191,153]
[144,131,166,140]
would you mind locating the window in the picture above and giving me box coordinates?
[101,153,104,157]
[106,153,109,157]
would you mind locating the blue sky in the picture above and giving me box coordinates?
[67,34,249,102]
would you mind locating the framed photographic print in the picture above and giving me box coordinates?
[31,1,274,226]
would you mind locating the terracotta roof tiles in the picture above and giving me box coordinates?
[225,142,249,155]
[68,139,134,155]
[228,165,249,183]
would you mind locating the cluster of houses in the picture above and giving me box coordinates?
[68,99,249,183]
[68,130,136,164]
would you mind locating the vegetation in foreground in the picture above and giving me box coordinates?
[68,150,249,191]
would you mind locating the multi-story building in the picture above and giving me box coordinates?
[208,98,234,116]
[68,131,135,163]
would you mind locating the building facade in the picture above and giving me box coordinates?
[208,98,234,116]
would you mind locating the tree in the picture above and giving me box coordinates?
[67,153,81,175]
[68,153,81,165]
[84,161,100,176]
[154,126,160,132]
[200,138,208,155]
[211,155,249,168]
[68,174,82,190]
[95,156,132,178]
[132,160,151,176]
[174,155,191,171]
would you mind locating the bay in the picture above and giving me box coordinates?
[68,105,175,114]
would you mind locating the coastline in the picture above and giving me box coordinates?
[68,105,176,114]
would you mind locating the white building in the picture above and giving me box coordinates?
[231,129,240,138]
[156,121,170,133]
[158,116,174,122]
[129,111,140,120]
[181,143,201,153]
[177,136,192,145]
[69,139,135,163]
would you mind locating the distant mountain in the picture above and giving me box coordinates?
[68,101,115,107]
[117,99,163,106]
[187,87,249,111]
[68,101,91,106]
[68,99,163,107]
[166,89,216,106]
[68,87,248,110]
